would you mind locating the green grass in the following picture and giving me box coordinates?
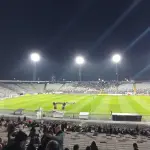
[0,94,150,116]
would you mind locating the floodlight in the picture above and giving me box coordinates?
[111,54,122,83]
[75,56,85,65]
[75,56,85,81]
[31,53,40,62]
[30,52,40,81]
[112,54,121,63]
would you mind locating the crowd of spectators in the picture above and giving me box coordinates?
[1,81,150,97]
[51,81,150,94]
[0,116,146,150]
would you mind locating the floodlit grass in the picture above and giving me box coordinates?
[0,94,150,115]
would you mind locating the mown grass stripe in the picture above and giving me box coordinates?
[108,96,121,113]
[93,96,110,114]
[118,96,136,113]
[128,96,150,115]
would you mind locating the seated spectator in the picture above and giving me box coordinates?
[73,144,79,150]
[90,141,98,150]
[133,143,138,150]
[86,146,91,150]
[46,140,60,150]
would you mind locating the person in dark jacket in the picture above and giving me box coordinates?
[5,131,27,150]
[27,138,36,150]
[133,143,138,150]
[7,122,15,144]
[38,136,51,150]
[90,141,98,150]
[46,125,64,150]
[73,144,79,150]
[29,127,36,138]
[86,146,91,150]
[23,116,27,122]
[46,140,60,150]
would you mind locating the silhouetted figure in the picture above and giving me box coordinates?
[133,143,138,150]
[90,141,98,150]
[18,117,21,122]
[23,116,26,122]
[27,139,36,150]
[86,146,91,150]
[73,144,79,150]
[5,131,27,150]
[46,140,60,150]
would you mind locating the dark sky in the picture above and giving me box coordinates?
[0,0,150,81]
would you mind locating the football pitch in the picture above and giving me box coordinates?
[0,94,150,115]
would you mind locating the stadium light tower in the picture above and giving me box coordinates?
[30,53,40,81]
[75,56,85,81]
[112,54,121,82]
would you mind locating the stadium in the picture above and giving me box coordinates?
[1,80,150,121]
[0,47,150,150]
[1,1,150,150]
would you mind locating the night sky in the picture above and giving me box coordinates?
[0,0,150,81]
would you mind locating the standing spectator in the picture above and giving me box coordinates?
[18,117,21,122]
[46,125,64,150]
[0,138,3,150]
[7,122,15,144]
[27,138,36,150]
[29,127,36,138]
[23,116,26,122]
[5,131,27,150]
[38,136,51,150]
[43,125,48,134]
[0,144,2,150]
[0,138,4,148]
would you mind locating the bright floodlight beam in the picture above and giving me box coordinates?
[75,56,85,65]
[31,53,40,62]
[75,56,85,81]
[30,53,40,81]
[112,54,121,63]
[112,54,121,82]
